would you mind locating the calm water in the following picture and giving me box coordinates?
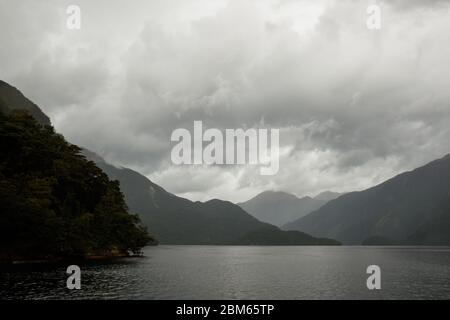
[1,246,450,300]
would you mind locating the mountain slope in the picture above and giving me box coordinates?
[88,151,274,244]
[84,151,266,244]
[283,155,450,245]
[238,191,328,226]
[87,152,339,245]
[406,194,450,245]
[0,80,51,126]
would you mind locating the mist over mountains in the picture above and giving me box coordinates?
[2,79,450,247]
[238,191,341,227]
[85,149,338,245]
[1,80,339,246]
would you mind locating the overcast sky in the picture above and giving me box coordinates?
[1,0,450,202]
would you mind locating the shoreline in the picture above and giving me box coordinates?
[0,252,146,266]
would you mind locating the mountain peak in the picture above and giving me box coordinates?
[0,80,51,126]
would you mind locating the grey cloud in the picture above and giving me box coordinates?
[1,0,450,201]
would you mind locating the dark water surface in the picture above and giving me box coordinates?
[1,246,450,299]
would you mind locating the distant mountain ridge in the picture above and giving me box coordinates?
[238,190,340,226]
[314,191,342,202]
[283,155,450,245]
[87,150,339,245]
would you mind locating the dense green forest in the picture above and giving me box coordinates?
[0,109,153,262]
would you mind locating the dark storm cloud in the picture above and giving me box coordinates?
[1,0,449,201]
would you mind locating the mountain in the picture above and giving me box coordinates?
[86,152,339,245]
[0,80,51,126]
[406,195,450,245]
[0,110,152,263]
[283,155,450,245]
[238,191,329,226]
[314,191,342,202]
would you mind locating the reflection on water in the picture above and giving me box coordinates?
[1,246,450,300]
